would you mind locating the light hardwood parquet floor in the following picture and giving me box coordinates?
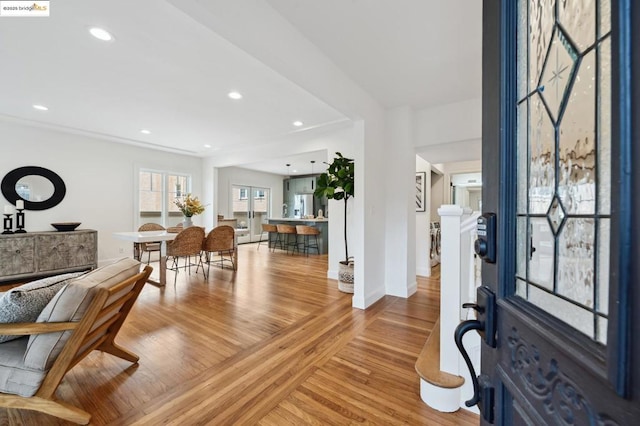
[0,245,478,425]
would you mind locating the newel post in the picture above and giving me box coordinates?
[437,205,471,376]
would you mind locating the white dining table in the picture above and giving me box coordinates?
[112,230,176,287]
[113,228,248,287]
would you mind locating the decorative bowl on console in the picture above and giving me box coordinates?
[51,222,81,232]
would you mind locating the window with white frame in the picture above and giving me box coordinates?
[138,170,191,224]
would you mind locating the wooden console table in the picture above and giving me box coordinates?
[0,230,97,283]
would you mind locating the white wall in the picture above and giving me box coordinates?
[0,120,202,263]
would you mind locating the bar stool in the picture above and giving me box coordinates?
[257,223,278,251]
[275,224,298,254]
[295,225,320,256]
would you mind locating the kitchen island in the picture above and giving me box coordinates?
[267,218,328,254]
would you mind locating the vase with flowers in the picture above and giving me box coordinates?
[174,194,205,228]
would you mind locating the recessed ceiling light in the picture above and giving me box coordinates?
[292,169,298,173]
[228,91,243,100]
[203,144,212,148]
[89,27,113,42]
[32,104,48,111]
[140,129,151,135]
[293,121,303,127]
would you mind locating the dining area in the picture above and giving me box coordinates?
[113,223,248,286]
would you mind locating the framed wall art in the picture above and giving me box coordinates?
[415,172,426,212]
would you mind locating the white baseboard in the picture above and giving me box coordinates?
[327,269,338,280]
[407,280,417,297]
[416,267,431,277]
[352,288,385,310]
[386,281,418,298]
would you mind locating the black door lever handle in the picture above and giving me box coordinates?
[454,319,483,407]
[453,286,496,423]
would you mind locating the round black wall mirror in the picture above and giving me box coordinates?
[1,166,66,211]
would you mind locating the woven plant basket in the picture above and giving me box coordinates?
[338,258,354,293]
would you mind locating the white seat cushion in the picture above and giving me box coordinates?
[0,337,45,397]
[24,258,141,370]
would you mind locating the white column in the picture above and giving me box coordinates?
[384,106,416,297]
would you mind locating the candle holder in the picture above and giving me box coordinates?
[15,209,26,233]
[2,214,13,234]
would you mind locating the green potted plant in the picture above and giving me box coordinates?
[314,152,355,293]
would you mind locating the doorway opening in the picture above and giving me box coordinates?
[450,172,482,212]
[231,185,270,244]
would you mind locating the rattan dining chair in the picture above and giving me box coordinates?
[137,223,165,264]
[202,225,236,276]
[165,226,205,285]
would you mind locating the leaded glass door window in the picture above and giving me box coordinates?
[515,0,611,343]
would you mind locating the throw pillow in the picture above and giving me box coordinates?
[0,271,87,343]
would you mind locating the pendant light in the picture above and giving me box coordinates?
[311,160,315,190]
[286,163,291,191]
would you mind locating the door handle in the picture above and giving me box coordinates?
[454,319,483,407]
[453,286,496,422]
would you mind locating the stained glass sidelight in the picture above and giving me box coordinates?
[516,0,610,343]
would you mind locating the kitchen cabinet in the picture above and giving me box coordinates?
[283,176,325,218]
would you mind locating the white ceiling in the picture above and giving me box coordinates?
[266,0,483,109]
[0,0,482,174]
